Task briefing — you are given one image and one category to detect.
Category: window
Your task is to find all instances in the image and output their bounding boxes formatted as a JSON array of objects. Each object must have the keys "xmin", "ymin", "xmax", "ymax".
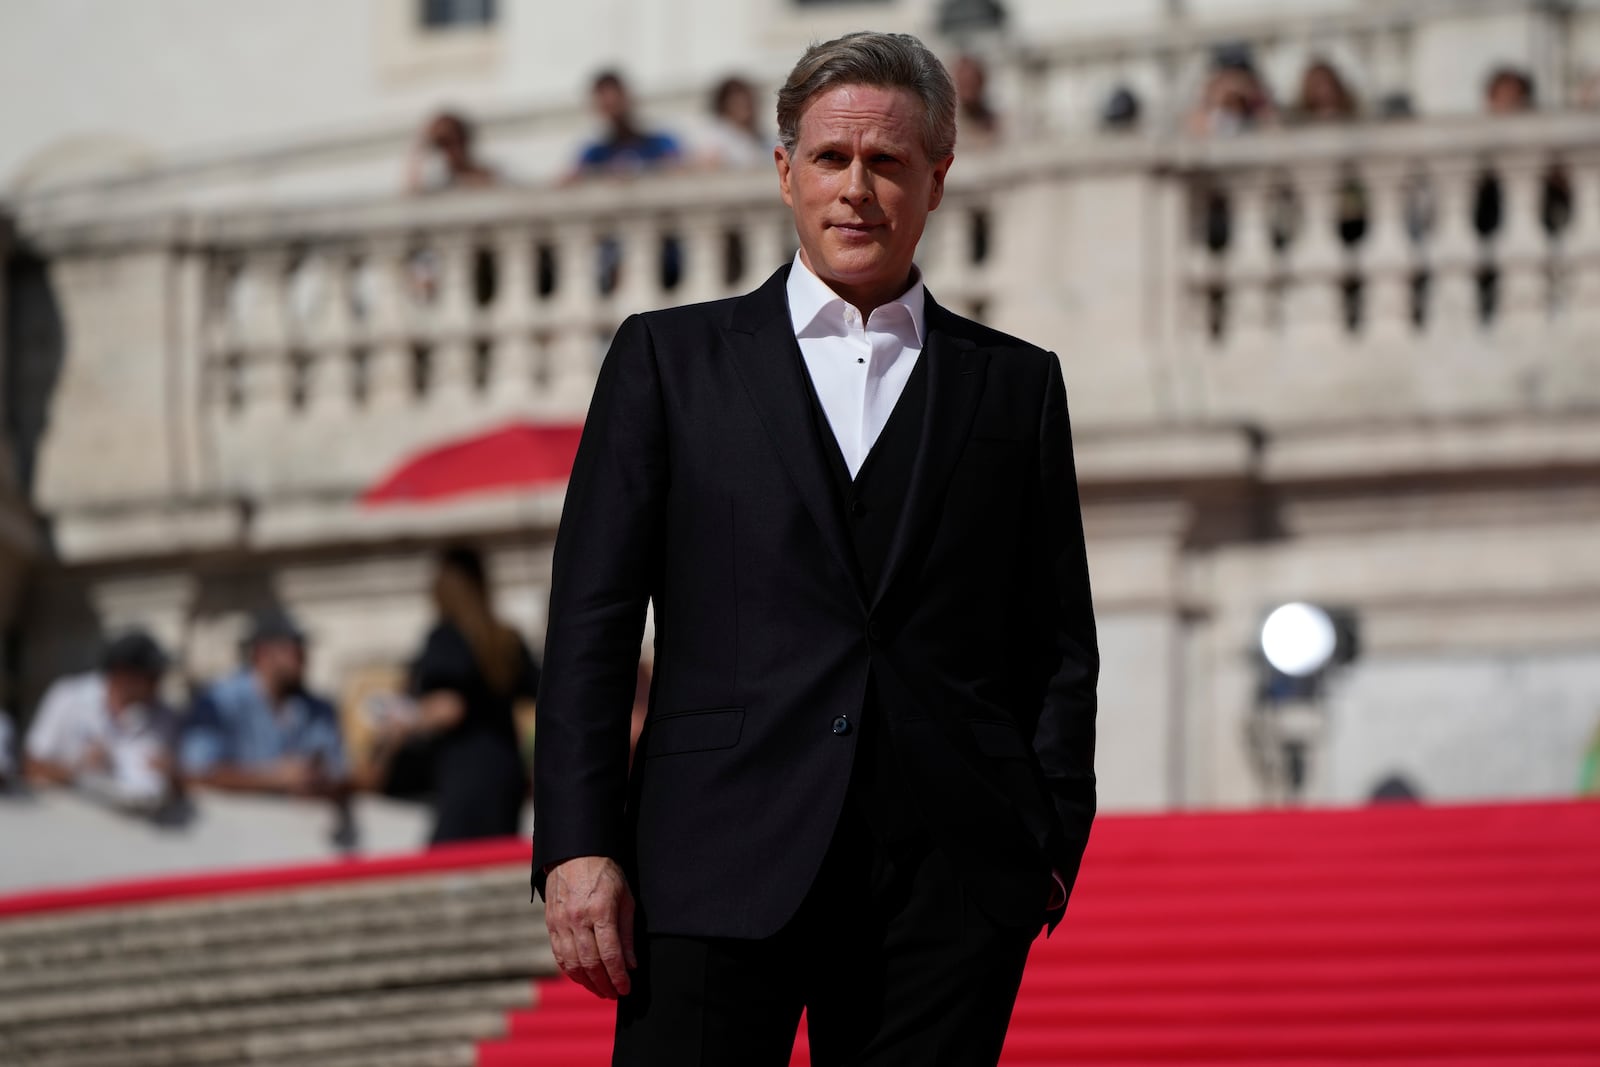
[{"xmin": 420, "ymin": 0, "xmax": 496, "ymax": 30}]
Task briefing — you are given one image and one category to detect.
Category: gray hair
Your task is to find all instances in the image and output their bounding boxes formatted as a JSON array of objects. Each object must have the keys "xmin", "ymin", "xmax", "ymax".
[{"xmin": 777, "ymin": 32, "xmax": 957, "ymax": 163}]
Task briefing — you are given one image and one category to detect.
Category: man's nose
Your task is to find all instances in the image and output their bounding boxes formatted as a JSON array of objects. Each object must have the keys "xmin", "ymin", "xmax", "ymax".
[{"xmin": 841, "ymin": 160, "xmax": 873, "ymax": 204}]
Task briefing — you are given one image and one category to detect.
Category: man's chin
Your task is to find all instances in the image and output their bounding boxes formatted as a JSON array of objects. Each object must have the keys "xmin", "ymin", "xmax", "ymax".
[{"xmin": 814, "ymin": 252, "xmax": 897, "ymax": 287}]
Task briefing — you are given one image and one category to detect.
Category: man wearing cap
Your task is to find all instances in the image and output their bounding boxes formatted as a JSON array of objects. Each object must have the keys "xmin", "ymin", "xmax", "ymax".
[
  {"xmin": 25, "ymin": 630, "xmax": 179, "ymax": 812},
  {"xmin": 182, "ymin": 611, "xmax": 348, "ymax": 801}
]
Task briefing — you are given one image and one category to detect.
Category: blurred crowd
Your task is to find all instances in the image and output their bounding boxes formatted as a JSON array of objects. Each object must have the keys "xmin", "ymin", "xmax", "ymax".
[
  {"xmin": 399, "ymin": 47, "xmax": 1600, "ymax": 198},
  {"xmin": 401, "ymin": 53, "xmax": 1010, "ymax": 194},
  {"xmin": 0, "ymin": 546, "xmax": 556, "ymax": 849}
]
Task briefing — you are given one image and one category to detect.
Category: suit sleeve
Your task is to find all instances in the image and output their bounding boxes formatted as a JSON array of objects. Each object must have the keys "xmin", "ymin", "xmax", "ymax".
[
  {"xmin": 532, "ymin": 314, "xmax": 668, "ymax": 899},
  {"xmin": 1030, "ymin": 353, "xmax": 1099, "ymax": 895}
]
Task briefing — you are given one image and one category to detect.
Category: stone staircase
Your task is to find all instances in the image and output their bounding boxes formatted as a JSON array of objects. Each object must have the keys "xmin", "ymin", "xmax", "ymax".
[{"xmin": 0, "ymin": 848, "xmax": 554, "ymax": 1067}]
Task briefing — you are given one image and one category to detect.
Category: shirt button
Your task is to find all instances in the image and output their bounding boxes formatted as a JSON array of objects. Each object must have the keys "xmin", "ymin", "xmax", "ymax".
[{"xmin": 832, "ymin": 715, "xmax": 852, "ymax": 736}]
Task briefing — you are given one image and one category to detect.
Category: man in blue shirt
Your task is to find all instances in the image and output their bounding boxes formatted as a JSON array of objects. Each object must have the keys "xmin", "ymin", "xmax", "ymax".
[
  {"xmin": 183, "ymin": 611, "xmax": 349, "ymax": 803},
  {"xmin": 573, "ymin": 70, "xmax": 682, "ymax": 178},
  {"xmin": 570, "ymin": 69, "xmax": 685, "ymax": 294}
]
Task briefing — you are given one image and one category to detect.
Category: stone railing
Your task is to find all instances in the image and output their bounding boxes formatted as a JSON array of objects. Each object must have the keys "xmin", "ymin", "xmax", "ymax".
[
  {"xmin": 1167, "ymin": 112, "xmax": 1600, "ymax": 423},
  {"xmin": 187, "ymin": 170, "xmax": 999, "ymax": 499},
  {"xmin": 13, "ymin": 111, "xmax": 1599, "ymax": 521}
]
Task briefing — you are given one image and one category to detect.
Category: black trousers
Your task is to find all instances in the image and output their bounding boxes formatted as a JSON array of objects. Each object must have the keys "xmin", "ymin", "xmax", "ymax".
[{"xmin": 612, "ymin": 802, "xmax": 1040, "ymax": 1066}]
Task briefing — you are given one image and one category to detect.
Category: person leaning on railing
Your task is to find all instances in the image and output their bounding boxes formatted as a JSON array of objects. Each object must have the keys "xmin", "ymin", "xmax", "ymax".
[
  {"xmin": 181, "ymin": 610, "xmax": 358, "ymax": 848},
  {"xmin": 23, "ymin": 631, "xmax": 183, "ymax": 819}
]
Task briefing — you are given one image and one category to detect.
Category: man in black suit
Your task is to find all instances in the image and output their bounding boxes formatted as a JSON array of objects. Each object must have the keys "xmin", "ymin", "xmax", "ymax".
[{"xmin": 534, "ymin": 30, "xmax": 1098, "ymax": 1066}]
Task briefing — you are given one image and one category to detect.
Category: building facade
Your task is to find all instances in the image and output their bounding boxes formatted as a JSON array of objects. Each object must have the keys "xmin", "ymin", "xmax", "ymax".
[{"xmin": 5, "ymin": 0, "xmax": 1600, "ymax": 811}]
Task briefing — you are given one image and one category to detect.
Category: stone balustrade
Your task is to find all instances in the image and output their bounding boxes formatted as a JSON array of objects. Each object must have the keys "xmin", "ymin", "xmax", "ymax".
[
  {"xmin": 10, "ymin": 111, "xmax": 1597, "ymax": 521},
  {"xmin": 183, "ymin": 169, "xmax": 999, "ymax": 500},
  {"xmin": 1169, "ymin": 112, "xmax": 1600, "ymax": 423}
]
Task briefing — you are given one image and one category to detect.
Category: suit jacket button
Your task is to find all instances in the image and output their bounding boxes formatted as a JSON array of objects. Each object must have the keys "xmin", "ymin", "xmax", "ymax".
[
  {"xmin": 867, "ymin": 621, "xmax": 882, "ymax": 641},
  {"xmin": 849, "ymin": 498, "xmax": 865, "ymax": 517},
  {"xmin": 832, "ymin": 715, "xmax": 852, "ymax": 736}
]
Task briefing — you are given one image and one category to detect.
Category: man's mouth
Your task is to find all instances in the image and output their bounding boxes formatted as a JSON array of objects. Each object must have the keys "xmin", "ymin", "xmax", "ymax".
[{"xmin": 830, "ymin": 221, "xmax": 881, "ymax": 234}]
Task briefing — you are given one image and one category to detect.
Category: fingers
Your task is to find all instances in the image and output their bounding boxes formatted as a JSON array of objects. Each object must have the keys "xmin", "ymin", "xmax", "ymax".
[
  {"xmin": 548, "ymin": 917, "xmax": 604, "ymax": 997},
  {"xmin": 577, "ymin": 923, "xmax": 625, "ymax": 999},
  {"xmin": 591, "ymin": 914, "xmax": 631, "ymax": 998},
  {"xmin": 545, "ymin": 860, "xmax": 636, "ymax": 1000}
]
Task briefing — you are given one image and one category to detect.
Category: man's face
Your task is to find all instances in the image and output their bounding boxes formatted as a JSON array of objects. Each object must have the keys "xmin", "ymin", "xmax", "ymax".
[
  {"xmin": 254, "ymin": 639, "xmax": 307, "ymax": 693},
  {"xmin": 776, "ymin": 84, "xmax": 952, "ymax": 312},
  {"xmin": 1487, "ymin": 76, "xmax": 1530, "ymax": 114},
  {"xmin": 105, "ymin": 669, "xmax": 159, "ymax": 714},
  {"xmin": 595, "ymin": 82, "xmax": 630, "ymax": 126}
]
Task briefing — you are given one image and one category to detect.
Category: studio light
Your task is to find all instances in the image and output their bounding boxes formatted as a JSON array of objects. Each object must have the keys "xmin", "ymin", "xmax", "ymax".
[{"xmin": 1260, "ymin": 602, "xmax": 1339, "ymax": 678}]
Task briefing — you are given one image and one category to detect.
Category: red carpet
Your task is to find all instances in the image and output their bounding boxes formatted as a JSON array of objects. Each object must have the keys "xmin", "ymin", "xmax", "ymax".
[{"xmin": 478, "ymin": 800, "xmax": 1600, "ymax": 1066}]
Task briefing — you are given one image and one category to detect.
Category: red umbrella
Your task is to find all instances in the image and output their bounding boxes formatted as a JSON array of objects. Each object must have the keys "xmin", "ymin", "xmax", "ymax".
[{"xmin": 361, "ymin": 421, "xmax": 584, "ymax": 506}]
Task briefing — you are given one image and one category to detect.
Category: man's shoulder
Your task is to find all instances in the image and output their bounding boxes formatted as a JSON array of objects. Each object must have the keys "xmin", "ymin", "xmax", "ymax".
[
  {"xmin": 635, "ymin": 292, "xmax": 744, "ymax": 333},
  {"xmin": 934, "ymin": 306, "xmax": 1052, "ymax": 361},
  {"xmin": 35, "ymin": 672, "xmax": 103, "ymax": 719},
  {"xmin": 202, "ymin": 671, "xmax": 264, "ymax": 716}
]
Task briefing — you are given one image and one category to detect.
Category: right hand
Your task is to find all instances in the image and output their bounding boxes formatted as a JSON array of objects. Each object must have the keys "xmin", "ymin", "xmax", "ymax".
[{"xmin": 544, "ymin": 856, "xmax": 638, "ymax": 1000}]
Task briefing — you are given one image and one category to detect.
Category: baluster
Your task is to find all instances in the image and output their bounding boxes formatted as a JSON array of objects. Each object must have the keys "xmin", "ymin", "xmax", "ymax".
[
  {"xmin": 362, "ymin": 236, "xmax": 416, "ymax": 411},
  {"xmin": 931, "ymin": 206, "xmax": 972, "ymax": 298},
  {"xmin": 1421, "ymin": 161, "xmax": 1480, "ymax": 344},
  {"xmin": 677, "ymin": 214, "xmax": 723, "ymax": 306},
  {"xmin": 239, "ymin": 251, "xmax": 291, "ymax": 420},
  {"xmin": 1222, "ymin": 177, "xmax": 1277, "ymax": 356},
  {"xmin": 491, "ymin": 227, "xmax": 537, "ymax": 410},
  {"xmin": 291, "ymin": 248, "xmax": 348, "ymax": 420},
  {"xmin": 1282, "ymin": 164, "xmax": 1347, "ymax": 351},
  {"xmin": 743, "ymin": 211, "xmax": 789, "ymax": 280},
  {"xmin": 614, "ymin": 216, "xmax": 660, "ymax": 312},
  {"xmin": 429, "ymin": 233, "xmax": 477, "ymax": 406},
  {"xmin": 1555, "ymin": 155, "xmax": 1600, "ymax": 393},
  {"xmin": 1361, "ymin": 161, "xmax": 1417, "ymax": 348},
  {"xmin": 1561, "ymin": 156, "xmax": 1600, "ymax": 330},
  {"xmin": 552, "ymin": 219, "xmax": 602, "ymax": 405},
  {"xmin": 1494, "ymin": 161, "xmax": 1551, "ymax": 337},
  {"xmin": 238, "ymin": 249, "xmax": 289, "ymax": 353}
]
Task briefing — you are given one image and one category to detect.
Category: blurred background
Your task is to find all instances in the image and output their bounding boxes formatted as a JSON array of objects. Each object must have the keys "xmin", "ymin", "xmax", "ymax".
[{"xmin": 2, "ymin": 0, "xmax": 1600, "ymax": 892}]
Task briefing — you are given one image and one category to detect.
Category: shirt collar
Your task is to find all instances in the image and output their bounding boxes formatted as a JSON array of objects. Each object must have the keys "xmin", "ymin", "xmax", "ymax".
[{"xmin": 785, "ymin": 254, "xmax": 926, "ymax": 347}]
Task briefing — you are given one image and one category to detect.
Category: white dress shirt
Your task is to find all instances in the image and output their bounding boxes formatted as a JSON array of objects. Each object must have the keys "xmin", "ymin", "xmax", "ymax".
[{"xmin": 786, "ymin": 254, "xmax": 926, "ymax": 478}]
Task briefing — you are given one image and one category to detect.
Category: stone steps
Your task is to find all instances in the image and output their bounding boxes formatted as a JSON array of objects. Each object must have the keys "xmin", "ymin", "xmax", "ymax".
[{"xmin": 0, "ymin": 857, "xmax": 555, "ymax": 1067}]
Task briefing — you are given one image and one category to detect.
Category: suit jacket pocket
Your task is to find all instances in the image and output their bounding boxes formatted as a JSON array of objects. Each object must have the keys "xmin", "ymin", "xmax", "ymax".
[
  {"xmin": 969, "ymin": 718, "xmax": 1033, "ymax": 761},
  {"xmin": 644, "ymin": 707, "xmax": 744, "ymax": 758}
]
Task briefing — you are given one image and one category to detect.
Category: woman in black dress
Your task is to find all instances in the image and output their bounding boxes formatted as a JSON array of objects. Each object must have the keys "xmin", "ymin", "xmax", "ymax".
[{"xmin": 404, "ymin": 545, "xmax": 538, "ymax": 843}]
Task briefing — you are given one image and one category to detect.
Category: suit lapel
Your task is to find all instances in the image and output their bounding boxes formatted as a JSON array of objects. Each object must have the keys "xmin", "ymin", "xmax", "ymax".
[
  {"xmin": 873, "ymin": 295, "xmax": 990, "ymax": 609},
  {"xmin": 725, "ymin": 267, "xmax": 865, "ymax": 603}
]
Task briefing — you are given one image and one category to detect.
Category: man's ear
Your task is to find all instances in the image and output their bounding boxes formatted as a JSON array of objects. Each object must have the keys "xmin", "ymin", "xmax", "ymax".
[
  {"xmin": 775, "ymin": 145, "xmax": 794, "ymax": 208},
  {"xmin": 928, "ymin": 154, "xmax": 954, "ymax": 211}
]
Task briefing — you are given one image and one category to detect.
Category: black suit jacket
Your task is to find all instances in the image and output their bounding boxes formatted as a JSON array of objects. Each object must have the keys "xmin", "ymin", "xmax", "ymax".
[{"xmin": 533, "ymin": 265, "xmax": 1098, "ymax": 939}]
